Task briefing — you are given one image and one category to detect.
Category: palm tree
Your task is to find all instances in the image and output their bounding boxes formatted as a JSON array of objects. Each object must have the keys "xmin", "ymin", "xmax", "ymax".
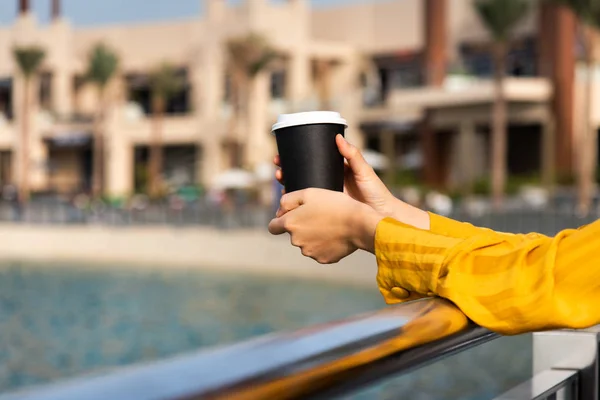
[
  {"xmin": 551, "ymin": 0, "xmax": 600, "ymax": 214},
  {"xmin": 315, "ymin": 59, "xmax": 332, "ymax": 110},
  {"xmin": 226, "ymin": 33, "xmax": 278, "ymax": 168},
  {"xmin": 474, "ymin": 0, "xmax": 529, "ymax": 208},
  {"xmin": 148, "ymin": 62, "xmax": 183, "ymax": 198},
  {"xmin": 85, "ymin": 43, "xmax": 118, "ymax": 199},
  {"xmin": 13, "ymin": 45, "xmax": 45, "ymax": 204}
]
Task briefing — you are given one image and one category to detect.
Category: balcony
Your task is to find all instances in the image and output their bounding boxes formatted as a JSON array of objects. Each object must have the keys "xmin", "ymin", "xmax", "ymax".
[
  {"xmin": 115, "ymin": 104, "xmax": 200, "ymax": 144},
  {"xmin": 0, "ymin": 298, "xmax": 596, "ymax": 400},
  {"xmin": 43, "ymin": 112, "xmax": 95, "ymax": 137},
  {"xmin": 387, "ymin": 76, "xmax": 553, "ymax": 109},
  {"xmin": 359, "ymin": 76, "xmax": 553, "ymax": 128}
]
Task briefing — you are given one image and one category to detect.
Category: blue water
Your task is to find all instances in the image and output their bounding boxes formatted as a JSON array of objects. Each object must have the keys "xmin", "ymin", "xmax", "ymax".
[
  {"xmin": 0, "ymin": 262, "xmax": 384, "ymax": 393},
  {"xmin": 0, "ymin": 263, "xmax": 531, "ymax": 399}
]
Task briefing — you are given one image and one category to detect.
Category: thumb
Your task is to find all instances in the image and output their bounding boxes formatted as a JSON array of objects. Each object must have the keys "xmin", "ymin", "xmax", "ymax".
[
  {"xmin": 336, "ymin": 135, "xmax": 373, "ymax": 176},
  {"xmin": 268, "ymin": 216, "xmax": 287, "ymax": 235},
  {"xmin": 276, "ymin": 190, "xmax": 306, "ymax": 217}
]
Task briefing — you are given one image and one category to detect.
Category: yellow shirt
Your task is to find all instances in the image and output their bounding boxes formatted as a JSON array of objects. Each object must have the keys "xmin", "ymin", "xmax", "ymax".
[{"xmin": 374, "ymin": 213, "xmax": 600, "ymax": 335}]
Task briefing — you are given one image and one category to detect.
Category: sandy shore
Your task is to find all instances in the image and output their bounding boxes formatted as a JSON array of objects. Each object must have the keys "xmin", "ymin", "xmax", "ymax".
[{"xmin": 0, "ymin": 224, "xmax": 378, "ymax": 287}]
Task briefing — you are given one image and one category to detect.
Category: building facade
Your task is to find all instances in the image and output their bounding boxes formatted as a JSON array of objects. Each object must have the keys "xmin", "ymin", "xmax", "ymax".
[{"xmin": 0, "ymin": 0, "xmax": 596, "ymax": 197}]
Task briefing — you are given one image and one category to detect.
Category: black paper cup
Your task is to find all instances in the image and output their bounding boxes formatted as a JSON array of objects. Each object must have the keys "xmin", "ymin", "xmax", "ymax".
[{"xmin": 272, "ymin": 111, "xmax": 347, "ymax": 193}]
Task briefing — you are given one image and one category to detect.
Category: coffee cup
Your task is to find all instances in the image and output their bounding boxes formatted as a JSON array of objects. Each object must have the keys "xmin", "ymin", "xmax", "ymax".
[{"xmin": 272, "ymin": 111, "xmax": 347, "ymax": 193}]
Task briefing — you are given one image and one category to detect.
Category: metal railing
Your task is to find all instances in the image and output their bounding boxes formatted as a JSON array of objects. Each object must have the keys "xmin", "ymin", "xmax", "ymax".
[
  {"xmin": 0, "ymin": 200, "xmax": 275, "ymax": 230},
  {"xmin": 0, "ymin": 198, "xmax": 599, "ymax": 236},
  {"xmin": 0, "ymin": 298, "xmax": 597, "ymax": 400}
]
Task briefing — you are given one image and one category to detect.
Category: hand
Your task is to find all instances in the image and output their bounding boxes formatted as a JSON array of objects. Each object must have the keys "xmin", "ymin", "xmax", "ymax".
[
  {"xmin": 274, "ymin": 135, "xmax": 430, "ymax": 230},
  {"xmin": 275, "ymin": 135, "xmax": 394, "ymax": 214},
  {"xmin": 269, "ymin": 189, "xmax": 383, "ymax": 264}
]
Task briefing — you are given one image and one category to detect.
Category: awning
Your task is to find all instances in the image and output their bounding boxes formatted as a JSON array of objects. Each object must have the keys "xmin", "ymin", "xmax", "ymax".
[
  {"xmin": 359, "ymin": 120, "xmax": 418, "ymax": 135},
  {"xmin": 45, "ymin": 133, "xmax": 92, "ymax": 148},
  {"xmin": 0, "ymin": 78, "xmax": 12, "ymax": 88}
]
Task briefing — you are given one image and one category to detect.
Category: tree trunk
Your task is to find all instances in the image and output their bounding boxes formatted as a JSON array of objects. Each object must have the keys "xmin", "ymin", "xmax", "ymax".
[
  {"xmin": 92, "ymin": 88, "xmax": 105, "ymax": 199},
  {"xmin": 577, "ymin": 28, "xmax": 596, "ymax": 216},
  {"xmin": 380, "ymin": 130, "xmax": 396, "ymax": 187},
  {"xmin": 51, "ymin": 0, "xmax": 61, "ymax": 20},
  {"xmin": 491, "ymin": 42, "xmax": 507, "ymax": 209},
  {"xmin": 18, "ymin": 77, "xmax": 30, "ymax": 205},
  {"xmin": 459, "ymin": 120, "xmax": 476, "ymax": 196},
  {"xmin": 541, "ymin": 114, "xmax": 556, "ymax": 192},
  {"xmin": 149, "ymin": 96, "xmax": 164, "ymax": 198},
  {"xmin": 227, "ymin": 71, "xmax": 245, "ymax": 168},
  {"xmin": 316, "ymin": 60, "xmax": 331, "ymax": 110},
  {"xmin": 19, "ymin": 0, "xmax": 30, "ymax": 14}
]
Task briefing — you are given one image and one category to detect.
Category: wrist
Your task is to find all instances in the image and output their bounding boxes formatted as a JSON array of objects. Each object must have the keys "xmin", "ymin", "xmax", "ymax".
[
  {"xmin": 377, "ymin": 192, "xmax": 399, "ymax": 218},
  {"xmin": 350, "ymin": 204, "xmax": 383, "ymax": 253},
  {"xmin": 386, "ymin": 197, "xmax": 430, "ymax": 230}
]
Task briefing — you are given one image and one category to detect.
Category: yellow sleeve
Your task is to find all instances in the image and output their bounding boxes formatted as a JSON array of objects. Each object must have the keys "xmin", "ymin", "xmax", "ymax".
[
  {"xmin": 429, "ymin": 212, "xmax": 521, "ymax": 239},
  {"xmin": 375, "ymin": 216, "xmax": 600, "ymax": 335}
]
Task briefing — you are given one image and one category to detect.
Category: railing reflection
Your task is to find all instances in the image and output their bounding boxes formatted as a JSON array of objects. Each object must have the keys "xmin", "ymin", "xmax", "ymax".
[
  {"xmin": 0, "ymin": 298, "xmax": 597, "ymax": 399},
  {"xmin": 0, "ymin": 299, "xmax": 491, "ymax": 400}
]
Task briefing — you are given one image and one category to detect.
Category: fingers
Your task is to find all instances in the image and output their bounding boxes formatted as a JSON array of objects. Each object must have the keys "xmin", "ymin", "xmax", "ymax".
[
  {"xmin": 269, "ymin": 190, "xmax": 308, "ymax": 235},
  {"xmin": 275, "ymin": 190, "xmax": 305, "ymax": 217},
  {"xmin": 336, "ymin": 134, "xmax": 372, "ymax": 175},
  {"xmin": 274, "ymin": 155, "xmax": 285, "ymax": 186},
  {"xmin": 268, "ymin": 216, "xmax": 286, "ymax": 235}
]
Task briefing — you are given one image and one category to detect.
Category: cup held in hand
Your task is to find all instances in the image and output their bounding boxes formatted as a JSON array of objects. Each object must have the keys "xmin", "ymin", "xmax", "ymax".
[{"xmin": 272, "ymin": 111, "xmax": 347, "ymax": 193}]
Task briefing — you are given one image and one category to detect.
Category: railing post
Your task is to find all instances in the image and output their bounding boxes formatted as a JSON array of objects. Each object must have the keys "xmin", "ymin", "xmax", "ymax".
[{"xmin": 533, "ymin": 326, "xmax": 600, "ymax": 399}]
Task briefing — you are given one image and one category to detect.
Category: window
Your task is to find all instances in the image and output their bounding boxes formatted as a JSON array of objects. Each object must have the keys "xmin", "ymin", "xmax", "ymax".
[
  {"xmin": 166, "ymin": 68, "xmax": 191, "ymax": 114},
  {"xmin": 126, "ymin": 68, "xmax": 192, "ymax": 115},
  {"xmin": 270, "ymin": 70, "xmax": 286, "ymax": 99},
  {"xmin": 460, "ymin": 44, "xmax": 493, "ymax": 77},
  {"xmin": 126, "ymin": 73, "xmax": 152, "ymax": 114},
  {"xmin": 372, "ymin": 53, "xmax": 425, "ymax": 102},
  {"xmin": 0, "ymin": 78, "xmax": 13, "ymax": 120},
  {"xmin": 507, "ymin": 38, "xmax": 537, "ymax": 77},
  {"xmin": 460, "ymin": 37, "xmax": 538, "ymax": 78}
]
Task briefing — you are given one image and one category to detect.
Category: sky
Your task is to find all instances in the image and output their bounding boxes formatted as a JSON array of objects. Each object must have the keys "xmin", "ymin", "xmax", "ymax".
[{"xmin": 0, "ymin": 0, "xmax": 377, "ymax": 27}]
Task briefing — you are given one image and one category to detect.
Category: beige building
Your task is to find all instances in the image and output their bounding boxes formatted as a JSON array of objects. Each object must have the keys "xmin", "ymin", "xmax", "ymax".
[{"xmin": 0, "ymin": 0, "xmax": 596, "ymax": 197}]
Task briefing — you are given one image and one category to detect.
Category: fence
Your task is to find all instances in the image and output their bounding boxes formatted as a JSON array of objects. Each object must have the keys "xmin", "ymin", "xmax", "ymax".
[
  {"xmin": 0, "ymin": 199, "xmax": 274, "ymax": 229},
  {"xmin": 1, "ymin": 196, "xmax": 599, "ymax": 235},
  {"xmin": 0, "ymin": 299, "xmax": 597, "ymax": 400}
]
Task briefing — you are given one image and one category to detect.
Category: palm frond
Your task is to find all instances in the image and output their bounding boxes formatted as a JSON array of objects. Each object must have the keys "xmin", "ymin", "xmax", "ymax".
[
  {"xmin": 474, "ymin": 0, "xmax": 530, "ymax": 42},
  {"xmin": 227, "ymin": 33, "xmax": 279, "ymax": 78},
  {"xmin": 86, "ymin": 43, "xmax": 119, "ymax": 89},
  {"xmin": 149, "ymin": 62, "xmax": 183, "ymax": 102},
  {"xmin": 12, "ymin": 46, "xmax": 45, "ymax": 78}
]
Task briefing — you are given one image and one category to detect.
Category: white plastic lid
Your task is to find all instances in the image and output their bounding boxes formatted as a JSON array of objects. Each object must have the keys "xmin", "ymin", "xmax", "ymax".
[{"xmin": 271, "ymin": 111, "xmax": 347, "ymax": 132}]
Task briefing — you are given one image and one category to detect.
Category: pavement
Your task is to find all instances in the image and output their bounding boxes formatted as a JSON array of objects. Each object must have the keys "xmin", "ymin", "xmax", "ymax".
[{"xmin": 0, "ymin": 223, "xmax": 378, "ymax": 288}]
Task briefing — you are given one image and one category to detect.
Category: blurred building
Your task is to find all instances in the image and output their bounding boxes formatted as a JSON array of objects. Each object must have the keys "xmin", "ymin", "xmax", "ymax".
[{"xmin": 0, "ymin": 0, "xmax": 593, "ymax": 196}]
